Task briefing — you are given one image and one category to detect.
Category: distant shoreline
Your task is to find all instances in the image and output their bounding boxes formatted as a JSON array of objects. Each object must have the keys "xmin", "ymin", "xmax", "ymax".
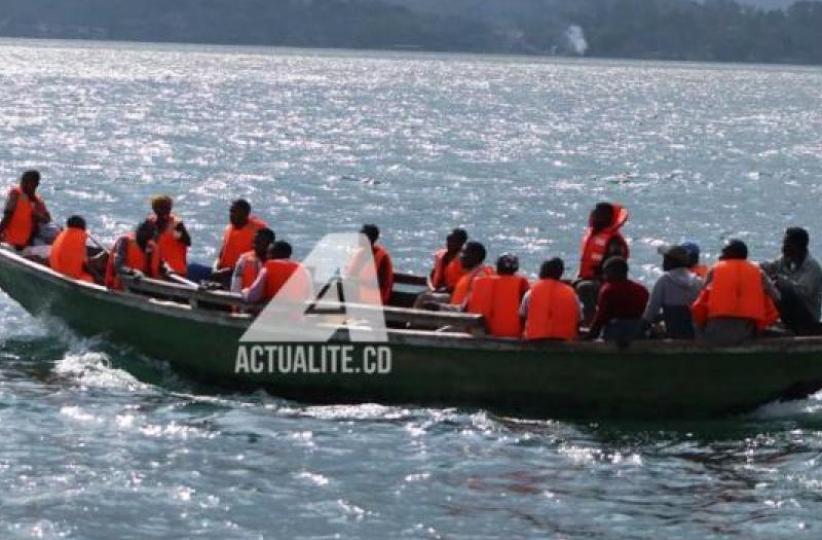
[{"xmin": 1, "ymin": 35, "xmax": 820, "ymax": 72}]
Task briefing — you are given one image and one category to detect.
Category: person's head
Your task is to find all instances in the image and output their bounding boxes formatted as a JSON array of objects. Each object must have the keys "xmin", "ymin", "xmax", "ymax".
[
  {"xmin": 720, "ymin": 239, "xmax": 748, "ymax": 261},
  {"xmin": 254, "ymin": 228, "xmax": 275, "ymax": 258},
  {"xmin": 496, "ymin": 253, "xmax": 519, "ymax": 276},
  {"xmin": 151, "ymin": 195, "xmax": 173, "ymax": 219},
  {"xmin": 459, "ymin": 241, "xmax": 486, "ymax": 270},
  {"xmin": 591, "ymin": 202, "xmax": 615, "ymax": 231},
  {"xmin": 602, "ymin": 256, "xmax": 629, "ymax": 282},
  {"xmin": 269, "ymin": 240, "xmax": 293, "ymax": 260},
  {"xmin": 446, "ymin": 228, "xmax": 468, "ymax": 253},
  {"xmin": 539, "ymin": 258, "xmax": 564, "ymax": 280},
  {"xmin": 229, "ymin": 199, "xmax": 252, "ymax": 228},
  {"xmin": 783, "ymin": 227, "xmax": 810, "ymax": 263},
  {"xmin": 360, "ymin": 224, "xmax": 380, "ymax": 245},
  {"xmin": 681, "ymin": 241, "xmax": 701, "ymax": 267},
  {"xmin": 659, "ymin": 245, "xmax": 690, "ymax": 272},
  {"xmin": 20, "ymin": 170, "xmax": 40, "ymax": 197},
  {"xmin": 135, "ymin": 219, "xmax": 157, "ymax": 249},
  {"xmin": 66, "ymin": 215, "xmax": 86, "ymax": 231}
]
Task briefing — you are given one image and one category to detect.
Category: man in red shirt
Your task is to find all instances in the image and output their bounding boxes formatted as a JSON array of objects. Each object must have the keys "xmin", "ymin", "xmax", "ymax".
[{"xmin": 587, "ymin": 257, "xmax": 649, "ymax": 343}]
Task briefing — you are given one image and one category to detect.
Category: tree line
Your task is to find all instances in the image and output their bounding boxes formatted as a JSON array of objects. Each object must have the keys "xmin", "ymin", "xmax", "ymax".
[{"xmin": 0, "ymin": 0, "xmax": 819, "ymax": 64}]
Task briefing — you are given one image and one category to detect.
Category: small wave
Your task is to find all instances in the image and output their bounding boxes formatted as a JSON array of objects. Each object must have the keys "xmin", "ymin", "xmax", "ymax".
[
  {"xmin": 52, "ymin": 351, "xmax": 149, "ymax": 391},
  {"xmin": 749, "ymin": 392, "xmax": 822, "ymax": 419}
]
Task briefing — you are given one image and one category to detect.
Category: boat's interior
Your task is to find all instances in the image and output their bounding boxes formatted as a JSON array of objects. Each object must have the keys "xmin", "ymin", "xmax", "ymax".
[{"xmin": 17, "ymin": 244, "xmax": 488, "ymax": 336}]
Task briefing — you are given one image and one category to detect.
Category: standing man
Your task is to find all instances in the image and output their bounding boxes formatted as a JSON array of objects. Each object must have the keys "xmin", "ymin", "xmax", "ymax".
[
  {"xmin": 761, "ymin": 228, "xmax": 822, "ymax": 335},
  {"xmin": 575, "ymin": 202, "xmax": 630, "ymax": 323},
  {"xmin": 0, "ymin": 170, "xmax": 52, "ymax": 249},
  {"xmin": 149, "ymin": 195, "xmax": 191, "ymax": 276}
]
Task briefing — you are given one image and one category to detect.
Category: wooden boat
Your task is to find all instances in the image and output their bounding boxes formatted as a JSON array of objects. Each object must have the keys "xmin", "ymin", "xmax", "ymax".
[{"xmin": 1, "ymin": 244, "xmax": 821, "ymax": 420}]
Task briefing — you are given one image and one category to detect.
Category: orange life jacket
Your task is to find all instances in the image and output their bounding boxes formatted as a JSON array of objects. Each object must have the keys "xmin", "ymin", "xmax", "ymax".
[
  {"xmin": 578, "ymin": 204, "xmax": 630, "ymax": 280},
  {"xmin": 2, "ymin": 186, "xmax": 38, "ymax": 248},
  {"xmin": 49, "ymin": 227, "xmax": 93, "ymax": 283},
  {"xmin": 467, "ymin": 274, "xmax": 530, "ymax": 338},
  {"xmin": 263, "ymin": 260, "xmax": 310, "ymax": 302},
  {"xmin": 691, "ymin": 264, "xmax": 709, "ymax": 279},
  {"xmin": 237, "ymin": 250, "xmax": 264, "ymax": 290},
  {"xmin": 218, "ymin": 216, "xmax": 267, "ymax": 270},
  {"xmin": 151, "ymin": 214, "xmax": 188, "ymax": 275},
  {"xmin": 524, "ymin": 279, "xmax": 580, "ymax": 341},
  {"xmin": 451, "ymin": 265, "xmax": 494, "ymax": 305},
  {"xmin": 104, "ymin": 235, "xmax": 161, "ymax": 290},
  {"xmin": 691, "ymin": 259, "xmax": 778, "ymax": 330},
  {"xmin": 349, "ymin": 244, "xmax": 394, "ymax": 305},
  {"xmin": 431, "ymin": 248, "xmax": 467, "ymax": 291}
]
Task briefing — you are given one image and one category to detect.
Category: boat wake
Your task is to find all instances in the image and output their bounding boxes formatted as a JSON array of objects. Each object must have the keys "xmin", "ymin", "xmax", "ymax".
[{"xmin": 749, "ymin": 392, "xmax": 822, "ymax": 420}]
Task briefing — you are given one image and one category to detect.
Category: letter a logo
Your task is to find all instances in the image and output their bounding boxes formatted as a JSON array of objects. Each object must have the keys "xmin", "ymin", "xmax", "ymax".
[{"xmin": 240, "ymin": 233, "xmax": 389, "ymax": 343}]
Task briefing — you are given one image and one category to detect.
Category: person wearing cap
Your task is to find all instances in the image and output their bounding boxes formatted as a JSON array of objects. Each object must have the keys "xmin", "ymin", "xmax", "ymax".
[
  {"xmin": 575, "ymin": 202, "xmax": 630, "ymax": 324},
  {"xmin": 682, "ymin": 241, "xmax": 708, "ymax": 279},
  {"xmin": 641, "ymin": 245, "xmax": 702, "ymax": 339},
  {"xmin": 586, "ymin": 257, "xmax": 649, "ymax": 342},
  {"xmin": 691, "ymin": 239, "xmax": 780, "ymax": 345},
  {"xmin": 521, "ymin": 258, "xmax": 582, "ymax": 341},
  {"xmin": 760, "ymin": 227, "xmax": 822, "ymax": 335},
  {"xmin": 465, "ymin": 253, "xmax": 530, "ymax": 338}
]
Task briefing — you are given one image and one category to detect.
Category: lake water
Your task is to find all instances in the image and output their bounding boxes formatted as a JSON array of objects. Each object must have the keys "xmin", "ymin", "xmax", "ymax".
[{"xmin": 1, "ymin": 39, "xmax": 822, "ymax": 539}]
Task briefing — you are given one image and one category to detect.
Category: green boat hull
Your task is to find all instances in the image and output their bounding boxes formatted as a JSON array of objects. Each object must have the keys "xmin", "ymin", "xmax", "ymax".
[{"xmin": 2, "ymin": 247, "xmax": 822, "ymax": 420}]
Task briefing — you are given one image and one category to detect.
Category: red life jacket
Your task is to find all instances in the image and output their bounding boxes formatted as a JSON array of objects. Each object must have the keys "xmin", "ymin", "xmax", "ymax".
[
  {"xmin": 104, "ymin": 235, "xmax": 161, "ymax": 290},
  {"xmin": 348, "ymin": 244, "xmax": 394, "ymax": 305},
  {"xmin": 431, "ymin": 248, "xmax": 467, "ymax": 291},
  {"xmin": 263, "ymin": 260, "xmax": 310, "ymax": 302},
  {"xmin": 524, "ymin": 279, "xmax": 580, "ymax": 341},
  {"xmin": 2, "ymin": 186, "xmax": 39, "ymax": 248},
  {"xmin": 218, "ymin": 216, "xmax": 267, "ymax": 270},
  {"xmin": 451, "ymin": 265, "xmax": 494, "ymax": 305},
  {"xmin": 236, "ymin": 250, "xmax": 264, "ymax": 290},
  {"xmin": 50, "ymin": 227, "xmax": 93, "ymax": 283},
  {"xmin": 691, "ymin": 259, "xmax": 778, "ymax": 330},
  {"xmin": 151, "ymin": 214, "xmax": 188, "ymax": 275},
  {"xmin": 578, "ymin": 204, "xmax": 629, "ymax": 280},
  {"xmin": 467, "ymin": 274, "xmax": 530, "ymax": 338}
]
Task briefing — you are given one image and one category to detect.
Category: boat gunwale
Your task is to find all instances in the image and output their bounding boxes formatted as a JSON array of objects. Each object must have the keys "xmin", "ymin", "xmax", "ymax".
[{"xmin": 4, "ymin": 245, "xmax": 822, "ymax": 356}]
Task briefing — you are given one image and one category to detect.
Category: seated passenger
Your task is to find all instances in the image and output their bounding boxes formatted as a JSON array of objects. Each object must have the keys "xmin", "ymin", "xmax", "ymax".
[
  {"xmin": 575, "ymin": 202, "xmax": 630, "ymax": 324},
  {"xmin": 213, "ymin": 199, "xmax": 268, "ymax": 287},
  {"xmin": 230, "ymin": 228, "xmax": 275, "ymax": 293},
  {"xmin": 413, "ymin": 228, "xmax": 469, "ymax": 309},
  {"xmin": 641, "ymin": 245, "xmax": 702, "ymax": 339},
  {"xmin": 243, "ymin": 241, "xmax": 310, "ymax": 304},
  {"xmin": 149, "ymin": 195, "xmax": 191, "ymax": 276},
  {"xmin": 0, "ymin": 170, "xmax": 54, "ymax": 249},
  {"xmin": 587, "ymin": 257, "xmax": 649, "ymax": 343},
  {"xmin": 49, "ymin": 215, "xmax": 95, "ymax": 283},
  {"xmin": 104, "ymin": 220, "xmax": 163, "ymax": 290},
  {"xmin": 691, "ymin": 239, "xmax": 780, "ymax": 346},
  {"xmin": 466, "ymin": 253, "xmax": 530, "ymax": 338},
  {"xmin": 682, "ymin": 241, "xmax": 708, "ymax": 279},
  {"xmin": 761, "ymin": 227, "xmax": 822, "ymax": 336},
  {"xmin": 450, "ymin": 241, "xmax": 494, "ymax": 307},
  {"xmin": 429, "ymin": 228, "xmax": 468, "ymax": 293},
  {"xmin": 521, "ymin": 258, "xmax": 580, "ymax": 341}
]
